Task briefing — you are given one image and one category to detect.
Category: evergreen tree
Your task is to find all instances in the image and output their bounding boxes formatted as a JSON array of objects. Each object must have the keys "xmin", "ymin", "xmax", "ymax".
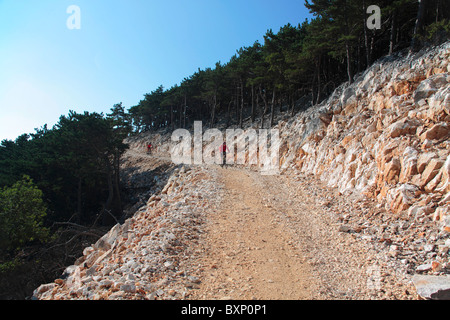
[
  {"xmin": 305, "ymin": 0, "xmax": 363, "ymax": 84},
  {"xmin": 0, "ymin": 176, "xmax": 49, "ymax": 252},
  {"xmin": 124, "ymin": 0, "xmax": 446, "ymax": 131}
]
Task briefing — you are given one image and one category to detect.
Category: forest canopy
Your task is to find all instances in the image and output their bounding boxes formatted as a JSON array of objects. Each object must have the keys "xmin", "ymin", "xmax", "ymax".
[
  {"xmin": 0, "ymin": 107, "xmax": 130, "ymax": 237},
  {"xmin": 127, "ymin": 0, "xmax": 449, "ymax": 133}
]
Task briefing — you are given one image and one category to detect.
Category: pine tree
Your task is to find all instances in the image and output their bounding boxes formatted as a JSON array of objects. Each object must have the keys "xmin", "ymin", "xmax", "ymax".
[
  {"xmin": 0, "ymin": 176, "xmax": 49, "ymax": 252},
  {"xmin": 305, "ymin": 0, "xmax": 363, "ymax": 84}
]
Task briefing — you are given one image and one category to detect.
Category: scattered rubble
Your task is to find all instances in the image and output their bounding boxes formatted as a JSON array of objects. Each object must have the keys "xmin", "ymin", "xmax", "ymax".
[{"xmin": 33, "ymin": 163, "xmax": 221, "ymax": 300}]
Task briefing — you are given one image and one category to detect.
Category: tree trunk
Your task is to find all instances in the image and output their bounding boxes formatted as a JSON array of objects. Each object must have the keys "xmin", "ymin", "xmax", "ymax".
[
  {"xmin": 357, "ymin": 37, "xmax": 361, "ymax": 73},
  {"xmin": 180, "ymin": 94, "xmax": 186, "ymax": 128},
  {"xmin": 179, "ymin": 103, "xmax": 183, "ymax": 128},
  {"xmin": 251, "ymin": 84, "xmax": 255, "ymax": 123},
  {"xmin": 411, "ymin": 0, "xmax": 428, "ymax": 52},
  {"xmin": 290, "ymin": 94, "xmax": 295, "ymax": 117},
  {"xmin": 311, "ymin": 66, "xmax": 317, "ymax": 106},
  {"xmin": 346, "ymin": 42, "xmax": 353, "ymax": 84},
  {"xmin": 210, "ymin": 92, "xmax": 216, "ymax": 127},
  {"xmin": 389, "ymin": 10, "xmax": 398, "ymax": 55},
  {"xmin": 436, "ymin": 0, "xmax": 441, "ymax": 23},
  {"xmin": 170, "ymin": 105, "xmax": 174, "ymax": 130},
  {"xmin": 315, "ymin": 56, "xmax": 322, "ymax": 105},
  {"xmin": 259, "ymin": 85, "xmax": 268, "ymax": 129},
  {"xmin": 77, "ymin": 177, "xmax": 82, "ymax": 223},
  {"xmin": 183, "ymin": 103, "xmax": 187, "ymax": 129},
  {"xmin": 226, "ymin": 100, "xmax": 232, "ymax": 127},
  {"xmin": 239, "ymin": 79, "xmax": 244, "ymax": 128},
  {"xmin": 235, "ymin": 84, "xmax": 239, "ymax": 123},
  {"xmin": 113, "ymin": 150, "xmax": 122, "ymax": 218},
  {"xmin": 270, "ymin": 87, "xmax": 276, "ymax": 128},
  {"xmin": 279, "ymin": 95, "xmax": 282, "ymax": 113},
  {"xmin": 363, "ymin": 0, "xmax": 370, "ymax": 66},
  {"xmin": 103, "ymin": 158, "xmax": 114, "ymax": 226}
]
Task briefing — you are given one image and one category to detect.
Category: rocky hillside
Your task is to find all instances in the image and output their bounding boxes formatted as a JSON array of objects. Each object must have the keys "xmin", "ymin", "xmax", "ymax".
[
  {"xmin": 33, "ymin": 42, "xmax": 450, "ymax": 300},
  {"xmin": 33, "ymin": 161, "xmax": 221, "ymax": 300},
  {"xmin": 279, "ymin": 42, "xmax": 450, "ymax": 233}
]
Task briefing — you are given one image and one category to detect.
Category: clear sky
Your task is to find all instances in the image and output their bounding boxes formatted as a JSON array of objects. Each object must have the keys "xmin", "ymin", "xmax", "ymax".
[{"xmin": 0, "ymin": 0, "xmax": 312, "ymax": 141}]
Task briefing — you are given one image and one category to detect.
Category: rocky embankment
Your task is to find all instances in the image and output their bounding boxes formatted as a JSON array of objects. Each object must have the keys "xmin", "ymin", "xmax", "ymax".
[
  {"xmin": 33, "ymin": 161, "xmax": 221, "ymax": 300},
  {"xmin": 277, "ymin": 42, "xmax": 450, "ymax": 297}
]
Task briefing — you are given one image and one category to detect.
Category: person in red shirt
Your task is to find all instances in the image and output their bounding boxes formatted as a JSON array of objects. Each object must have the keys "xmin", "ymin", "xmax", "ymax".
[
  {"xmin": 219, "ymin": 142, "xmax": 230, "ymax": 167},
  {"xmin": 147, "ymin": 143, "xmax": 153, "ymax": 154}
]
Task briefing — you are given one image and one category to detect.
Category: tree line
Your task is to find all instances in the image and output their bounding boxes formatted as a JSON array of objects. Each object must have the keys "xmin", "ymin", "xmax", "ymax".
[
  {"xmin": 0, "ymin": 106, "xmax": 131, "ymax": 225},
  {"xmin": 0, "ymin": 105, "xmax": 131, "ymax": 291},
  {"xmin": 129, "ymin": 0, "xmax": 449, "ymax": 133}
]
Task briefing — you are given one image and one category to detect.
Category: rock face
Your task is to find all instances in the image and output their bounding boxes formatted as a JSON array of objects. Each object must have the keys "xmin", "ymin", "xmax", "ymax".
[
  {"xmin": 274, "ymin": 43, "xmax": 450, "ymax": 298},
  {"xmin": 278, "ymin": 42, "xmax": 450, "ymax": 233}
]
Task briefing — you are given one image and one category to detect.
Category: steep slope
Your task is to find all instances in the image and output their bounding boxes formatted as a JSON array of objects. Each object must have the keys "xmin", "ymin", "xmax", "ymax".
[
  {"xmin": 278, "ymin": 42, "xmax": 450, "ymax": 233},
  {"xmin": 33, "ymin": 157, "xmax": 221, "ymax": 300}
]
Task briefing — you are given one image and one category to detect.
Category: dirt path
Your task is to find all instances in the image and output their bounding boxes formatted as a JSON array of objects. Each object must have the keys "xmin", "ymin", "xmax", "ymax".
[
  {"xmin": 190, "ymin": 166, "xmax": 319, "ymax": 300},
  {"xmin": 32, "ymin": 146, "xmax": 417, "ymax": 300},
  {"xmin": 122, "ymin": 148, "xmax": 416, "ymax": 300}
]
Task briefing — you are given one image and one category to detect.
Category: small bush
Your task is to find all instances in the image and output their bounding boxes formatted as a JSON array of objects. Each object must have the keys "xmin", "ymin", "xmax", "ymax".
[
  {"xmin": 423, "ymin": 19, "xmax": 450, "ymax": 44},
  {"xmin": 0, "ymin": 176, "xmax": 49, "ymax": 253}
]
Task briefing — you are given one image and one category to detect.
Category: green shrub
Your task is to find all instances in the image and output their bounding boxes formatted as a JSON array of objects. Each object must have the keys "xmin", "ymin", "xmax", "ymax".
[
  {"xmin": 0, "ymin": 176, "xmax": 49, "ymax": 252},
  {"xmin": 423, "ymin": 19, "xmax": 450, "ymax": 44}
]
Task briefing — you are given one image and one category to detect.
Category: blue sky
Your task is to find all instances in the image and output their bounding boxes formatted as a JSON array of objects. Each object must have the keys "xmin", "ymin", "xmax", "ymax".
[{"xmin": 0, "ymin": 0, "xmax": 311, "ymax": 141}]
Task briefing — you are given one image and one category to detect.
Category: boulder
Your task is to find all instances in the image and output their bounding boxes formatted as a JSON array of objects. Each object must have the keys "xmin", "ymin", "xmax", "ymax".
[
  {"xmin": 425, "ymin": 170, "xmax": 443, "ymax": 193},
  {"xmin": 65, "ymin": 265, "xmax": 82, "ymax": 291},
  {"xmin": 368, "ymin": 93, "xmax": 386, "ymax": 112},
  {"xmin": 386, "ymin": 184, "xmax": 421, "ymax": 213},
  {"xmin": 443, "ymin": 215, "xmax": 450, "ymax": 232},
  {"xmin": 436, "ymin": 155, "xmax": 450, "ymax": 193},
  {"xmin": 412, "ymin": 275, "xmax": 450, "ymax": 300},
  {"xmin": 419, "ymin": 123, "xmax": 450, "ymax": 141},
  {"xmin": 33, "ymin": 283, "xmax": 56, "ymax": 297},
  {"xmin": 388, "ymin": 119, "xmax": 420, "ymax": 138},
  {"xmin": 400, "ymin": 147, "xmax": 419, "ymax": 183},
  {"xmin": 384, "ymin": 158, "xmax": 401, "ymax": 184},
  {"xmin": 341, "ymin": 87, "xmax": 356, "ymax": 107},
  {"xmin": 427, "ymin": 86, "xmax": 450, "ymax": 121},
  {"xmin": 94, "ymin": 223, "xmax": 122, "ymax": 251},
  {"xmin": 393, "ymin": 80, "xmax": 413, "ymax": 96},
  {"xmin": 433, "ymin": 206, "xmax": 450, "ymax": 222},
  {"xmin": 413, "ymin": 80, "xmax": 438, "ymax": 104},
  {"xmin": 414, "ymin": 73, "xmax": 449, "ymax": 104},
  {"xmin": 420, "ymin": 158, "xmax": 445, "ymax": 188},
  {"xmin": 417, "ymin": 152, "xmax": 438, "ymax": 173},
  {"xmin": 426, "ymin": 67, "xmax": 446, "ymax": 78}
]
